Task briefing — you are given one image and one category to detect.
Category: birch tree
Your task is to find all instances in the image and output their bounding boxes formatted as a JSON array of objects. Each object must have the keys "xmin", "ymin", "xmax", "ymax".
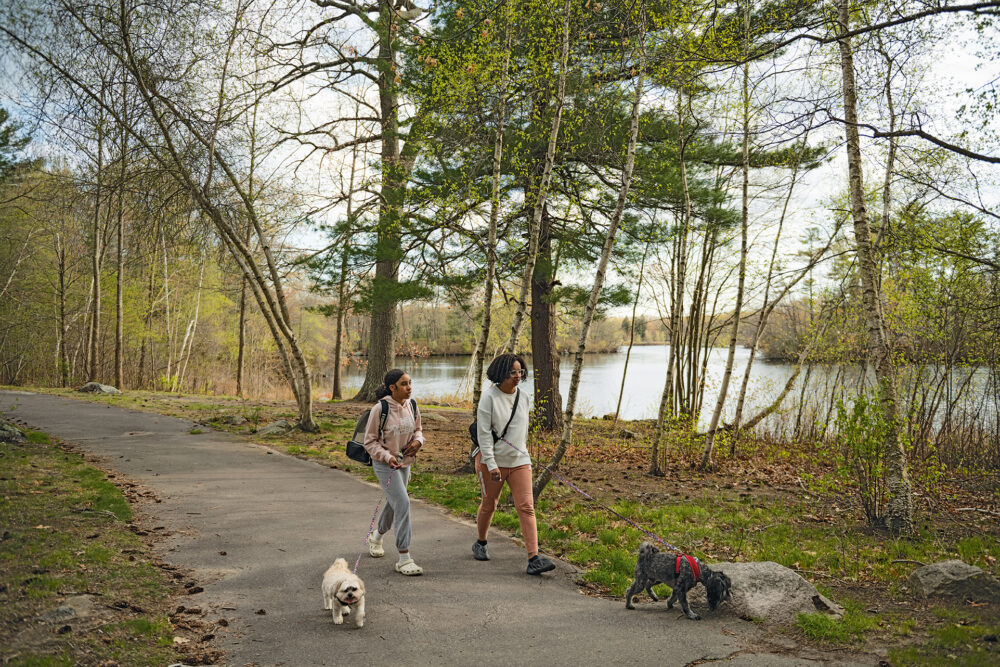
[{"xmin": 835, "ymin": 0, "xmax": 912, "ymax": 534}]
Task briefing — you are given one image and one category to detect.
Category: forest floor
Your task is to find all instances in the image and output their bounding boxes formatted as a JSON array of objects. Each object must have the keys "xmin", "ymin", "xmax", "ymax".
[{"xmin": 16, "ymin": 387, "xmax": 1000, "ymax": 664}]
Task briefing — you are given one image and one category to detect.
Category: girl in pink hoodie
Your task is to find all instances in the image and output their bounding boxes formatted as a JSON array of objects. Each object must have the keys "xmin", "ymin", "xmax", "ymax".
[{"xmin": 363, "ymin": 369, "xmax": 424, "ymax": 575}]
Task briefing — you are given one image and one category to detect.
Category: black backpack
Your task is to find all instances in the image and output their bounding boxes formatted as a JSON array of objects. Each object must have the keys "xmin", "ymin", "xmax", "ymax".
[
  {"xmin": 347, "ymin": 398, "xmax": 418, "ymax": 466},
  {"xmin": 468, "ymin": 389, "xmax": 520, "ymax": 460}
]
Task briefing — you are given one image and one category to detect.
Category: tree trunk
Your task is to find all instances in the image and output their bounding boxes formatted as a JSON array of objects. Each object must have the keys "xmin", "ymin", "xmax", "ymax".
[
  {"xmin": 700, "ymin": 6, "xmax": 751, "ymax": 470},
  {"xmin": 176, "ymin": 259, "xmax": 205, "ymax": 390},
  {"xmin": 732, "ymin": 127, "xmax": 812, "ymax": 441},
  {"xmin": 534, "ymin": 19, "xmax": 645, "ymax": 499},
  {"xmin": 56, "ymin": 232, "xmax": 68, "ymax": 387},
  {"xmin": 836, "ymin": 0, "xmax": 912, "ymax": 534},
  {"xmin": 114, "ymin": 76, "xmax": 127, "ymax": 389},
  {"xmin": 332, "ymin": 240, "xmax": 349, "ymax": 400},
  {"xmin": 651, "ymin": 92, "xmax": 694, "ymax": 475},
  {"xmin": 161, "ymin": 233, "xmax": 173, "ymax": 388},
  {"xmin": 614, "ymin": 239, "xmax": 650, "ymax": 425},
  {"xmin": 334, "ymin": 114, "xmax": 363, "ymax": 401},
  {"xmin": 138, "ymin": 254, "xmax": 154, "ymax": 389},
  {"xmin": 357, "ymin": 6, "xmax": 408, "ymax": 401},
  {"xmin": 236, "ymin": 276, "xmax": 247, "ymax": 395},
  {"xmin": 89, "ymin": 96, "xmax": 104, "ymax": 382},
  {"xmin": 504, "ymin": 0, "xmax": 572, "ymax": 353},
  {"xmin": 471, "ymin": 16, "xmax": 512, "ymax": 413},
  {"xmin": 530, "ymin": 208, "xmax": 563, "ymax": 432}
]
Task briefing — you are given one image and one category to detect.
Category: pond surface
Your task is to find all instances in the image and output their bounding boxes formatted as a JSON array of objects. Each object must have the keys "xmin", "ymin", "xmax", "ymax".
[{"xmin": 328, "ymin": 345, "xmax": 996, "ymax": 431}]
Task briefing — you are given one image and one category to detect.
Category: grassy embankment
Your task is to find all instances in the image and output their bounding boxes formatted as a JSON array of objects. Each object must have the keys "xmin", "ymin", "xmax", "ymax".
[
  {"xmin": 20, "ymin": 386, "xmax": 1000, "ymax": 664},
  {"xmin": 0, "ymin": 426, "xmax": 187, "ymax": 665}
]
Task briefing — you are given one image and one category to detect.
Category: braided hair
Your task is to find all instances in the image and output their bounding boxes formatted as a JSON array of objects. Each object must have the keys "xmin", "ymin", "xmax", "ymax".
[
  {"xmin": 375, "ymin": 368, "xmax": 406, "ymax": 399},
  {"xmin": 485, "ymin": 354, "xmax": 527, "ymax": 385}
]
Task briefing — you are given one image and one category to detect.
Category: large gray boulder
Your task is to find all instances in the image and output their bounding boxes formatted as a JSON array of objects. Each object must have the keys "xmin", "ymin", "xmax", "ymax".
[
  {"xmin": 77, "ymin": 382, "xmax": 122, "ymax": 395},
  {"xmin": 257, "ymin": 419, "xmax": 294, "ymax": 436},
  {"xmin": 908, "ymin": 560, "xmax": 1000, "ymax": 602},
  {"xmin": 0, "ymin": 420, "xmax": 26, "ymax": 443},
  {"xmin": 687, "ymin": 561, "xmax": 843, "ymax": 624}
]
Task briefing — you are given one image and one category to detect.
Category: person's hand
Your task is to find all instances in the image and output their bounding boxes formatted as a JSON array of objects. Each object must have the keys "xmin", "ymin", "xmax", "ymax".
[
  {"xmin": 388, "ymin": 455, "xmax": 403, "ymax": 469},
  {"xmin": 403, "ymin": 441, "xmax": 422, "ymax": 457},
  {"xmin": 490, "ymin": 470, "xmax": 501, "ymax": 482}
]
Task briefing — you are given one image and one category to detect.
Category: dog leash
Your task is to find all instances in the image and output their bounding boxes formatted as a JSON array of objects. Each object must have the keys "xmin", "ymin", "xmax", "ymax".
[{"xmin": 494, "ymin": 435, "xmax": 686, "ymax": 554}]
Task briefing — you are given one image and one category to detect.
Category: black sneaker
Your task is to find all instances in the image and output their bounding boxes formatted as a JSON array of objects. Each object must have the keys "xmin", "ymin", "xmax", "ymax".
[
  {"xmin": 472, "ymin": 541, "xmax": 490, "ymax": 561},
  {"xmin": 526, "ymin": 555, "xmax": 555, "ymax": 575}
]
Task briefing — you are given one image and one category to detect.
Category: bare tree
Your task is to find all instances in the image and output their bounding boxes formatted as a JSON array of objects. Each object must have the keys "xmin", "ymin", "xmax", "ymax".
[{"xmin": 835, "ymin": 0, "xmax": 912, "ymax": 534}]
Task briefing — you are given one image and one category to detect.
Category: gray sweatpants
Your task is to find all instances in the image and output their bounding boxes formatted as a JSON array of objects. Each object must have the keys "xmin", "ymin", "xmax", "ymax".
[{"xmin": 372, "ymin": 461, "xmax": 412, "ymax": 552}]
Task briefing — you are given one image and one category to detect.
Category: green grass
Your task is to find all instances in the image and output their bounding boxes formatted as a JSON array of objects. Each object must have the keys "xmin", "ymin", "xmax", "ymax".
[
  {"xmin": 0, "ymin": 432, "xmax": 180, "ymax": 665},
  {"xmin": 889, "ymin": 616, "xmax": 1000, "ymax": 665},
  {"xmin": 795, "ymin": 598, "xmax": 880, "ymax": 643}
]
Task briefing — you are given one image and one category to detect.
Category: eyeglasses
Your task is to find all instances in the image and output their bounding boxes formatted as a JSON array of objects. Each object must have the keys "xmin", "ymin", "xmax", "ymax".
[{"xmin": 509, "ymin": 368, "xmax": 526, "ymax": 378}]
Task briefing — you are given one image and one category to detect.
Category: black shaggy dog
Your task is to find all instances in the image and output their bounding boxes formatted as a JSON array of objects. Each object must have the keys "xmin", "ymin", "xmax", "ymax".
[{"xmin": 624, "ymin": 542, "xmax": 732, "ymax": 620}]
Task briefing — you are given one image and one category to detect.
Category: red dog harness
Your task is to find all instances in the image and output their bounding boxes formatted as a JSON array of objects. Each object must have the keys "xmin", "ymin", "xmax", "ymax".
[{"xmin": 675, "ymin": 554, "xmax": 701, "ymax": 581}]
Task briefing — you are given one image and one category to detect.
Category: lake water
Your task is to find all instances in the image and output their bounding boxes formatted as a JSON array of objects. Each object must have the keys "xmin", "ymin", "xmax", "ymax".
[
  {"xmin": 329, "ymin": 345, "xmax": 998, "ymax": 432},
  {"xmin": 330, "ymin": 346, "xmax": 811, "ymax": 423}
]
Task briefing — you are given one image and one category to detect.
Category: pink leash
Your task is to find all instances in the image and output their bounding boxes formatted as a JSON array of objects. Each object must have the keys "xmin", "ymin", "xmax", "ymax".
[{"xmin": 496, "ymin": 435, "xmax": 685, "ymax": 554}]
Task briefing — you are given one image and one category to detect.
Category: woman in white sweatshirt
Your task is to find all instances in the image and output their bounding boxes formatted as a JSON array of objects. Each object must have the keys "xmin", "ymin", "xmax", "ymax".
[{"xmin": 473, "ymin": 354, "xmax": 555, "ymax": 576}]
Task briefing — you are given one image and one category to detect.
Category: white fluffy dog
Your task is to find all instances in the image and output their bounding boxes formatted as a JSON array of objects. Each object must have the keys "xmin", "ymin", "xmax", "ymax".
[{"xmin": 322, "ymin": 558, "xmax": 366, "ymax": 627}]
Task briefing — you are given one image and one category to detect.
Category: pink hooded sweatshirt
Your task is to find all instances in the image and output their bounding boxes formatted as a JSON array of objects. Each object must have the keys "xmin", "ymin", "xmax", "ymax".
[{"xmin": 361, "ymin": 395, "xmax": 424, "ymax": 466}]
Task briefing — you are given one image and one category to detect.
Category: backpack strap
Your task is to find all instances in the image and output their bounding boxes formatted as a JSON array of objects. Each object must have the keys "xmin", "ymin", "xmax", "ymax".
[
  {"xmin": 378, "ymin": 399, "xmax": 389, "ymax": 440},
  {"xmin": 410, "ymin": 398, "xmax": 418, "ymax": 417}
]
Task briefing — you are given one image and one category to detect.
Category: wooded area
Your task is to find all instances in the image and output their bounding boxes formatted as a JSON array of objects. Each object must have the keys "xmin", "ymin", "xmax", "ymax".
[{"xmin": 1, "ymin": 0, "xmax": 998, "ymax": 532}]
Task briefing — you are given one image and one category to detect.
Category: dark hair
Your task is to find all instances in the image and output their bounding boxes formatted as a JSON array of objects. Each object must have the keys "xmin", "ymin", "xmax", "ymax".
[
  {"xmin": 485, "ymin": 354, "xmax": 527, "ymax": 385},
  {"xmin": 375, "ymin": 368, "xmax": 406, "ymax": 399}
]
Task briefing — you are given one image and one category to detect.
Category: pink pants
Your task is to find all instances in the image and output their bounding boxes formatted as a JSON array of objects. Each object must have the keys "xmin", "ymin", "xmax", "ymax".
[{"xmin": 475, "ymin": 453, "xmax": 538, "ymax": 556}]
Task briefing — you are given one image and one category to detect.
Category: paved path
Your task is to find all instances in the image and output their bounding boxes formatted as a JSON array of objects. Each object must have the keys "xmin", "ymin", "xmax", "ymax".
[{"xmin": 2, "ymin": 391, "xmax": 870, "ymax": 666}]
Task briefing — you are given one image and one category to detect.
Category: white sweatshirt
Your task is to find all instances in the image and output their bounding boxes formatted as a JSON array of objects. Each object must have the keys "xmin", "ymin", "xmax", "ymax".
[{"xmin": 476, "ymin": 384, "xmax": 531, "ymax": 471}]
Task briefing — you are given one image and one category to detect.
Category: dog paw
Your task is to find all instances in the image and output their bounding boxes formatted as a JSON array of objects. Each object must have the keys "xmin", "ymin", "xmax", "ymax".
[
  {"xmin": 333, "ymin": 615, "xmax": 344, "ymax": 625},
  {"xmin": 688, "ymin": 613, "xmax": 701, "ymax": 621}
]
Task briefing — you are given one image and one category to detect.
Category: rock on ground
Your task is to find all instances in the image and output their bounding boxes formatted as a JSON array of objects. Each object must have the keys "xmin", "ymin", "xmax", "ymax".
[
  {"xmin": 257, "ymin": 419, "xmax": 294, "ymax": 435},
  {"xmin": 0, "ymin": 420, "xmax": 26, "ymax": 443},
  {"xmin": 77, "ymin": 382, "xmax": 122, "ymax": 395},
  {"xmin": 687, "ymin": 561, "xmax": 844, "ymax": 624},
  {"xmin": 909, "ymin": 560, "xmax": 1000, "ymax": 602},
  {"xmin": 38, "ymin": 596, "xmax": 96, "ymax": 624}
]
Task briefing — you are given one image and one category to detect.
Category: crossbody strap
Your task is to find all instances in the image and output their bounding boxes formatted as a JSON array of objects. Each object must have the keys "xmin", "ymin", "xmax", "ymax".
[{"xmin": 496, "ymin": 389, "xmax": 520, "ymax": 441}]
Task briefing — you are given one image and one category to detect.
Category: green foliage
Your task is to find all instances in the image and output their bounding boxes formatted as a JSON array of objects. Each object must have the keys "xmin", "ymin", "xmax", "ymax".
[
  {"xmin": 833, "ymin": 393, "xmax": 891, "ymax": 528},
  {"xmin": 0, "ymin": 106, "xmax": 31, "ymax": 181}
]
